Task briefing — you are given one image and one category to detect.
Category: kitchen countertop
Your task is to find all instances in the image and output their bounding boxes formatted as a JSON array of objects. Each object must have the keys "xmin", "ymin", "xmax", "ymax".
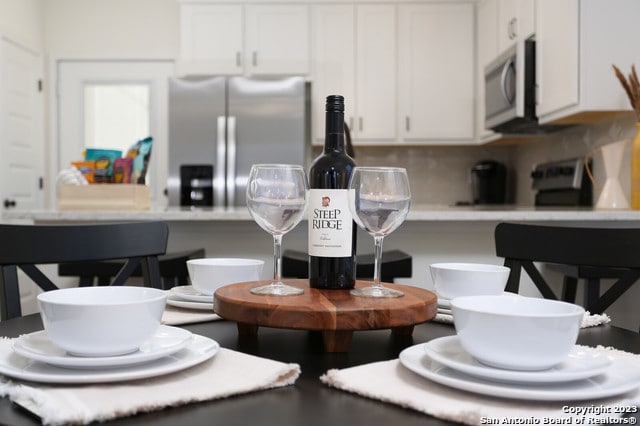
[{"xmin": 5, "ymin": 204, "xmax": 640, "ymax": 223}]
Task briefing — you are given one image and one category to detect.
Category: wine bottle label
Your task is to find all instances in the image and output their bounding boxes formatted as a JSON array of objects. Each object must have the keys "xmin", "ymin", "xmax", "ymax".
[{"xmin": 308, "ymin": 188, "xmax": 354, "ymax": 257}]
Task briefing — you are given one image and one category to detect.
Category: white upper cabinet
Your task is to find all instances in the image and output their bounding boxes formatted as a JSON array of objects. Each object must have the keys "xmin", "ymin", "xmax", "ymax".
[
  {"xmin": 311, "ymin": 4, "xmax": 396, "ymax": 144},
  {"xmin": 497, "ymin": 0, "xmax": 535, "ymax": 53},
  {"xmin": 536, "ymin": 0, "xmax": 640, "ymax": 124},
  {"xmin": 245, "ymin": 5, "xmax": 310, "ymax": 75},
  {"xmin": 178, "ymin": 3, "xmax": 309, "ymax": 76},
  {"xmin": 311, "ymin": 5, "xmax": 356, "ymax": 142},
  {"xmin": 355, "ymin": 4, "xmax": 396, "ymax": 142},
  {"xmin": 398, "ymin": 3, "xmax": 474, "ymax": 143},
  {"xmin": 178, "ymin": 4, "xmax": 244, "ymax": 75},
  {"xmin": 476, "ymin": 0, "xmax": 500, "ymax": 141}
]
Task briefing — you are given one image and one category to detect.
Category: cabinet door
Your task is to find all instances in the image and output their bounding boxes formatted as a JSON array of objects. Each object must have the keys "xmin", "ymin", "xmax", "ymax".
[
  {"xmin": 245, "ymin": 5, "xmax": 310, "ymax": 75},
  {"xmin": 398, "ymin": 3, "xmax": 474, "ymax": 142},
  {"xmin": 498, "ymin": 0, "xmax": 536, "ymax": 53},
  {"xmin": 536, "ymin": 0, "xmax": 579, "ymax": 118},
  {"xmin": 311, "ymin": 5, "xmax": 355, "ymax": 144},
  {"xmin": 355, "ymin": 4, "xmax": 396, "ymax": 141},
  {"xmin": 178, "ymin": 5, "xmax": 243, "ymax": 75},
  {"xmin": 477, "ymin": 0, "xmax": 499, "ymax": 140}
]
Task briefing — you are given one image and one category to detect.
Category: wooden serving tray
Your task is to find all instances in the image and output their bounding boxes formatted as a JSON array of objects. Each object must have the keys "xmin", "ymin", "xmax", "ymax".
[{"xmin": 213, "ymin": 279, "xmax": 437, "ymax": 352}]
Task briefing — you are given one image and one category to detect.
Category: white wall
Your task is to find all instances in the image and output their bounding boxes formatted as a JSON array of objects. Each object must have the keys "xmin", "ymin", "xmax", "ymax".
[{"xmin": 0, "ymin": 0, "xmax": 43, "ymax": 51}]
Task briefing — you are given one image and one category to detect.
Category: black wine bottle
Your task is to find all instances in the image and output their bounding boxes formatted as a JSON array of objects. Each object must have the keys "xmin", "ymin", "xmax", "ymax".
[{"xmin": 308, "ymin": 95, "xmax": 357, "ymax": 289}]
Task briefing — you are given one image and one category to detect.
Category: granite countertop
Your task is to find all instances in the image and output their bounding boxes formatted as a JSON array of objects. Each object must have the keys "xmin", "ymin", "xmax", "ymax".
[{"xmin": 5, "ymin": 204, "xmax": 640, "ymax": 223}]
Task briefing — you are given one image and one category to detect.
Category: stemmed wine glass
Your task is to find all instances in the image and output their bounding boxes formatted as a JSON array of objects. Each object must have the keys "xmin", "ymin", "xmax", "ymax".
[
  {"xmin": 246, "ymin": 164, "xmax": 308, "ymax": 296},
  {"xmin": 348, "ymin": 167, "xmax": 411, "ymax": 298}
]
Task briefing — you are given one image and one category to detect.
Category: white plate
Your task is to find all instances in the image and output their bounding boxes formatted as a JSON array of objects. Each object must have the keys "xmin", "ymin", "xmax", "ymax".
[
  {"xmin": 166, "ymin": 296, "xmax": 213, "ymax": 311},
  {"xmin": 423, "ymin": 336, "xmax": 611, "ymax": 384},
  {"xmin": 437, "ymin": 298, "xmax": 452, "ymax": 309},
  {"xmin": 399, "ymin": 343, "xmax": 640, "ymax": 401},
  {"xmin": 12, "ymin": 326, "xmax": 193, "ymax": 369},
  {"xmin": 437, "ymin": 291, "xmax": 515, "ymax": 308},
  {"xmin": 169, "ymin": 286, "xmax": 211, "ymax": 303},
  {"xmin": 1, "ymin": 334, "xmax": 219, "ymax": 384}
]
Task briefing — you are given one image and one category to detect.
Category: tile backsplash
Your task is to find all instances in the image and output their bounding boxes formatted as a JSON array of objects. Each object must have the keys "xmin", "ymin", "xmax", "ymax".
[
  {"xmin": 511, "ymin": 114, "xmax": 638, "ymax": 206},
  {"xmin": 310, "ymin": 114, "xmax": 638, "ymax": 207},
  {"xmin": 310, "ymin": 144, "xmax": 511, "ymax": 206}
]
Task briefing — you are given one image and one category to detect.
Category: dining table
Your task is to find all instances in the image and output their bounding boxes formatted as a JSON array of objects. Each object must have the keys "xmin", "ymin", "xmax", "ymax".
[{"xmin": 1, "ymin": 312, "xmax": 639, "ymax": 426}]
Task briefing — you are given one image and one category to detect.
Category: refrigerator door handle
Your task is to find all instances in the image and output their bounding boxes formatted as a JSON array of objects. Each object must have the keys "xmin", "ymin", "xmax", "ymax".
[
  {"xmin": 226, "ymin": 116, "xmax": 237, "ymax": 206},
  {"xmin": 215, "ymin": 116, "xmax": 227, "ymax": 207}
]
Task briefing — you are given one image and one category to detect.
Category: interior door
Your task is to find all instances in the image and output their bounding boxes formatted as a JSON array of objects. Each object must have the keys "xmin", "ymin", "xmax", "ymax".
[
  {"xmin": 0, "ymin": 36, "xmax": 44, "ymax": 214},
  {"xmin": 56, "ymin": 60, "xmax": 174, "ymax": 207}
]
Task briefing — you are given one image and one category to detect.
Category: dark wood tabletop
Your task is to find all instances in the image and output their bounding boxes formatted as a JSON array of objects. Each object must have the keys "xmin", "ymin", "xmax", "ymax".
[{"xmin": 1, "ymin": 314, "xmax": 639, "ymax": 426}]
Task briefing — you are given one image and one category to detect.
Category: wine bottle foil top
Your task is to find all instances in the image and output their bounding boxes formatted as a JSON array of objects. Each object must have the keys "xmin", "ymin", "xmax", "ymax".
[{"xmin": 325, "ymin": 95, "xmax": 344, "ymax": 112}]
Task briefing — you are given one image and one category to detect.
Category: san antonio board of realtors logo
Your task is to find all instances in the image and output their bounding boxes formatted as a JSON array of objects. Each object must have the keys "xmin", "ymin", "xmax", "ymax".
[{"xmin": 312, "ymin": 195, "xmax": 343, "ymax": 230}]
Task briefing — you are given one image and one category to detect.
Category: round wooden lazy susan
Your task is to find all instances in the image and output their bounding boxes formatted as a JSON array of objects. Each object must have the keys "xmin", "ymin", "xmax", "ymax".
[{"xmin": 213, "ymin": 279, "xmax": 437, "ymax": 352}]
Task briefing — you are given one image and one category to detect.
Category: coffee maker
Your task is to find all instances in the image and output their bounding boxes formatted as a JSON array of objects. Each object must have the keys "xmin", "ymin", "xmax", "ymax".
[
  {"xmin": 470, "ymin": 160, "xmax": 507, "ymax": 204},
  {"xmin": 180, "ymin": 165, "xmax": 213, "ymax": 207}
]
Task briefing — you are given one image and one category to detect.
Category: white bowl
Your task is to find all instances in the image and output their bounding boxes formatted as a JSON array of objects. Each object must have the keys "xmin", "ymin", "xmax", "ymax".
[
  {"xmin": 451, "ymin": 295, "xmax": 585, "ymax": 371},
  {"xmin": 430, "ymin": 262, "xmax": 510, "ymax": 300},
  {"xmin": 37, "ymin": 286, "xmax": 166, "ymax": 357},
  {"xmin": 187, "ymin": 258, "xmax": 265, "ymax": 296}
]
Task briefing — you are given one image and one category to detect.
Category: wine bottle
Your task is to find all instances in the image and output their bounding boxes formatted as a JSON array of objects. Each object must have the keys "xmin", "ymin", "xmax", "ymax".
[{"xmin": 308, "ymin": 95, "xmax": 357, "ymax": 289}]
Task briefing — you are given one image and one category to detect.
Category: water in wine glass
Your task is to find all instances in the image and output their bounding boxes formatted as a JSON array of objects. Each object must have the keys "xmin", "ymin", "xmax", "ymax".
[
  {"xmin": 351, "ymin": 194, "xmax": 411, "ymax": 236},
  {"xmin": 247, "ymin": 197, "xmax": 307, "ymax": 235},
  {"xmin": 246, "ymin": 164, "xmax": 308, "ymax": 296},
  {"xmin": 348, "ymin": 166, "xmax": 411, "ymax": 298}
]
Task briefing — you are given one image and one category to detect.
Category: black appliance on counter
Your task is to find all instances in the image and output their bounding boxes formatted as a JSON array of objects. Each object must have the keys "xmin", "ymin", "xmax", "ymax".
[
  {"xmin": 471, "ymin": 160, "xmax": 507, "ymax": 204},
  {"xmin": 531, "ymin": 157, "xmax": 592, "ymax": 207},
  {"xmin": 180, "ymin": 165, "xmax": 213, "ymax": 207}
]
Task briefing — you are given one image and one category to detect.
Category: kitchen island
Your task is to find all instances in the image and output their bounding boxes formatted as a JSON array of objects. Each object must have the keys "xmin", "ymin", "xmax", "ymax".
[
  {"xmin": 4, "ymin": 205, "xmax": 640, "ymax": 331},
  {"xmin": 7, "ymin": 204, "xmax": 640, "ymax": 223}
]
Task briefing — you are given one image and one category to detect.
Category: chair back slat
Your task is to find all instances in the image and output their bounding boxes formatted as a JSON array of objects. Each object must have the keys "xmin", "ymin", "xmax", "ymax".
[
  {"xmin": 0, "ymin": 221, "xmax": 169, "ymax": 320},
  {"xmin": 495, "ymin": 222, "xmax": 640, "ymax": 316},
  {"xmin": 495, "ymin": 223, "xmax": 640, "ymax": 268}
]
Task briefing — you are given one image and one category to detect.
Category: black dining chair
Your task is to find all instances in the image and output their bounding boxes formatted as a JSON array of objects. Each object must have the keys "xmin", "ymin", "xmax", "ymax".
[
  {"xmin": 57, "ymin": 247, "xmax": 205, "ymax": 290},
  {"xmin": 0, "ymin": 221, "xmax": 169, "ymax": 320},
  {"xmin": 494, "ymin": 222, "xmax": 640, "ymax": 315}
]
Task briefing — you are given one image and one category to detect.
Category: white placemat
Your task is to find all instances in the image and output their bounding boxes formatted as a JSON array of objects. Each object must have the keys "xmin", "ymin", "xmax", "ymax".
[
  {"xmin": 0, "ymin": 339, "xmax": 300, "ymax": 426},
  {"xmin": 321, "ymin": 345, "xmax": 640, "ymax": 425},
  {"xmin": 161, "ymin": 304, "xmax": 221, "ymax": 325}
]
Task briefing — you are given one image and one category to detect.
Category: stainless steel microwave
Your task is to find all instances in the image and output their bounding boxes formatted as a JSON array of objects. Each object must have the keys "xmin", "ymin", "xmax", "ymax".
[{"xmin": 484, "ymin": 39, "xmax": 537, "ymax": 133}]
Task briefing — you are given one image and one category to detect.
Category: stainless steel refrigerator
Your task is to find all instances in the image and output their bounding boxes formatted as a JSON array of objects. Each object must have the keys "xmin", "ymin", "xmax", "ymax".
[{"xmin": 167, "ymin": 76, "xmax": 307, "ymax": 207}]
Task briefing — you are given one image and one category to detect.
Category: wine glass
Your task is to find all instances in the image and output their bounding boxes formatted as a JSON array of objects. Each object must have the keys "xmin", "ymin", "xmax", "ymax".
[
  {"xmin": 348, "ymin": 167, "xmax": 411, "ymax": 298},
  {"xmin": 246, "ymin": 164, "xmax": 308, "ymax": 296}
]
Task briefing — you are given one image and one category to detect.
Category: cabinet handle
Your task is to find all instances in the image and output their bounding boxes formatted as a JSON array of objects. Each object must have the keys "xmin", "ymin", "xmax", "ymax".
[
  {"xmin": 405, "ymin": 116, "xmax": 411, "ymax": 132},
  {"xmin": 236, "ymin": 52, "xmax": 241, "ymax": 67},
  {"xmin": 252, "ymin": 51, "xmax": 257, "ymax": 67},
  {"xmin": 348, "ymin": 116, "xmax": 354, "ymax": 131},
  {"xmin": 508, "ymin": 18, "xmax": 517, "ymax": 40},
  {"xmin": 358, "ymin": 117, "xmax": 363, "ymax": 132}
]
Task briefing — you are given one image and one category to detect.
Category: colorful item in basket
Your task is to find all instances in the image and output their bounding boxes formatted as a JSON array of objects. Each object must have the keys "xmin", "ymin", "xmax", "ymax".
[
  {"xmin": 126, "ymin": 136, "xmax": 153, "ymax": 184},
  {"xmin": 71, "ymin": 160, "xmax": 96, "ymax": 184},
  {"xmin": 113, "ymin": 157, "xmax": 133, "ymax": 183},
  {"xmin": 84, "ymin": 148, "xmax": 123, "ymax": 183}
]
